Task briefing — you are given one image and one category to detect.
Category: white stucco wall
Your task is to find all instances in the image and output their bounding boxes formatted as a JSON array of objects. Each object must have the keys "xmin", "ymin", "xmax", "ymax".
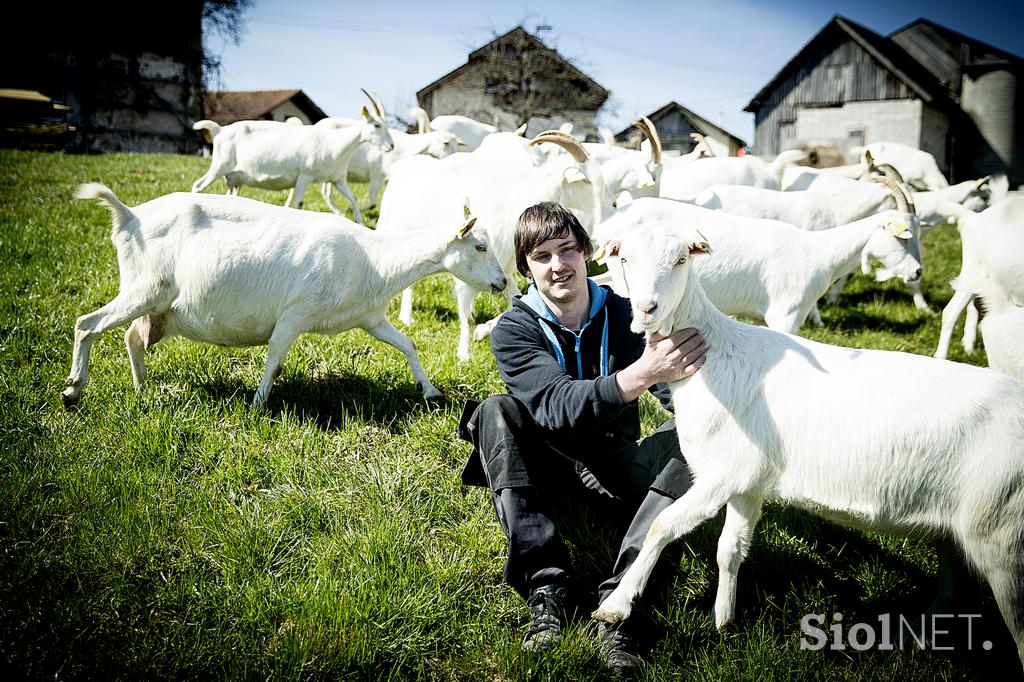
[
  {"xmin": 425, "ymin": 69, "xmax": 599, "ymax": 137},
  {"xmin": 795, "ymin": 99, "xmax": 923, "ymax": 159}
]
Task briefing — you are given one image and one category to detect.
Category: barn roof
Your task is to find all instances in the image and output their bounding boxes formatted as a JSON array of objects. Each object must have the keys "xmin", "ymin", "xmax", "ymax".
[
  {"xmin": 416, "ymin": 26, "xmax": 609, "ymax": 107},
  {"xmin": 614, "ymin": 101, "xmax": 747, "ymax": 148},
  {"xmin": 202, "ymin": 89, "xmax": 328, "ymax": 124},
  {"xmin": 889, "ymin": 17, "xmax": 1024, "ymax": 85},
  {"xmin": 744, "ymin": 15, "xmax": 953, "ymax": 113}
]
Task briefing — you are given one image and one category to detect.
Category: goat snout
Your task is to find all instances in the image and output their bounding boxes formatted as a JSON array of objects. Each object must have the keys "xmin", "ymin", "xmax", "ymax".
[
  {"xmin": 492, "ymin": 275, "xmax": 508, "ymax": 293},
  {"xmin": 638, "ymin": 300, "xmax": 658, "ymax": 315}
]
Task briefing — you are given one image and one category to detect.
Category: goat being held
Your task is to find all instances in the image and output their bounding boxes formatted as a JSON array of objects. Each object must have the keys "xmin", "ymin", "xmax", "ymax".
[{"xmin": 590, "ymin": 222, "xmax": 1024, "ymax": 669}]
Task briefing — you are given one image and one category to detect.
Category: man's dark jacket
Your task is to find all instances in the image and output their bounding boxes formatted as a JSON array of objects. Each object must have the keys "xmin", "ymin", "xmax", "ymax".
[{"xmin": 461, "ymin": 279, "xmax": 672, "ymax": 487}]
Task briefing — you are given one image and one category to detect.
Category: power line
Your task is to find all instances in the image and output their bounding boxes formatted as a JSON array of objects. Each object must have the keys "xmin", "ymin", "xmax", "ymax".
[
  {"xmin": 248, "ymin": 12, "xmax": 495, "ymax": 36},
  {"xmin": 558, "ymin": 29, "xmax": 765, "ymax": 76}
]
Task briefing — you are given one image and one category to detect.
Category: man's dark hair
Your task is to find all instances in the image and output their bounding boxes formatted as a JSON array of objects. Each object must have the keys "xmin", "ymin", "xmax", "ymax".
[{"xmin": 514, "ymin": 202, "xmax": 594, "ymax": 277}]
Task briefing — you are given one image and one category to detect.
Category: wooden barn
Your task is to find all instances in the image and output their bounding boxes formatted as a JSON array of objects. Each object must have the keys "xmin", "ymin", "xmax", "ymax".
[
  {"xmin": 3, "ymin": 0, "xmax": 206, "ymax": 154},
  {"xmin": 614, "ymin": 101, "xmax": 747, "ymax": 157},
  {"xmin": 201, "ymin": 90, "xmax": 327, "ymax": 126},
  {"xmin": 416, "ymin": 26, "xmax": 609, "ymax": 138},
  {"xmin": 744, "ymin": 16, "xmax": 1023, "ymax": 186}
]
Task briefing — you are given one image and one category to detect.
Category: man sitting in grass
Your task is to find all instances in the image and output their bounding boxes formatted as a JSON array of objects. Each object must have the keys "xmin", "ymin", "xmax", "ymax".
[{"xmin": 459, "ymin": 201, "xmax": 707, "ymax": 674}]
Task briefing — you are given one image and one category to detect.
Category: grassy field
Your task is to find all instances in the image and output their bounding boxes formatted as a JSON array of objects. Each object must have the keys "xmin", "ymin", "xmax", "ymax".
[{"xmin": 0, "ymin": 148, "xmax": 1017, "ymax": 680}]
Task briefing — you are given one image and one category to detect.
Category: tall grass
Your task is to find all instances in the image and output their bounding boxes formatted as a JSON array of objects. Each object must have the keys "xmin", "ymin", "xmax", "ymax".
[{"xmin": 0, "ymin": 149, "xmax": 1015, "ymax": 680}]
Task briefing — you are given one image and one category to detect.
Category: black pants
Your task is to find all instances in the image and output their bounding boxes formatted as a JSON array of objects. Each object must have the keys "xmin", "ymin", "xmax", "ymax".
[{"xmin": 460, "ymin": 394, "xmax": 693, "ymax": 604}]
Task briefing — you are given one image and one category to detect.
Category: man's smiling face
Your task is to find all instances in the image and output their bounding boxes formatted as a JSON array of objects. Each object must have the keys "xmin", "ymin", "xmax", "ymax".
[{"xmin": 526, "ymin": 234, "xmax": 588, "ymax": 308}]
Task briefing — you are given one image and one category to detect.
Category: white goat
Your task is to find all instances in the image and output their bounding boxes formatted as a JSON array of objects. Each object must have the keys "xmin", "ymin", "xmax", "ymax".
[
  {"xmin": 658, "ymin": 149, "xmax": 807, "ymax": 201},
  {"xmin": 597, "ymin": 117, "xmax": 663, "ymax": 201},
  {"xmin": 700, "ymin": 175, "xmax": 1001, "ymax": 316},
  {"xmin": 377, "ymin": 130, "xmax": 613, "ymax": 360},
  {"xmin": 781, "ymin": 159, "xmax": 869, "ymax": 190},
  {"xmin": 554, "ymin": 117, "xmax": 664, "ymax": 201},
  {"xmin": 192, "ymin": 116, "xmax": 303, "ymax": 144},
  {"xmin": 423, "ymin": 113, "xmax": 499, "ymax": 151},
  {"xmin": 851, "ymin": 141, "xmax": 949, "ymax": 190},
  {"xmin": 695, "ymin": 181, "xmax": 891, "ymax": 231},
  {"xmin": 191, "ymin": 92, "xmax": 393, "ymax": 224},
  {"xmin": 590, "ymin": 222, "xmax": 1024, "ymax": 668},
  {"xmin": 313, "ymin": 119, "xmax": 460, "ymax": 216},
  {"xmin": 594, "ymin": 192, "xmax": 922, "ymax": 334},
  {"xmin": 953, "ymin": 276, "xmax": 1024, "ymax": 381},
  {"xmin": 935, "ymin": 196, "xmax": 1024, "ymax": 360},
  {"xmin": 63, "ymin": 185, "xmax": 507, "ymax": 409}
]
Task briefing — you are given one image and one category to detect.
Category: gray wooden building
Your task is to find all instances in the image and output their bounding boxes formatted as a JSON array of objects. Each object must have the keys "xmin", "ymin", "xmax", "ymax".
[
  {"xmin": 744, "ymin": 16, "xmax": 1023, "ymax": 186},
  {"xmin": 416, "ymin": 27, "xmax": 609, "ymax": 138},
  {"xmin": 614, "ymin": 101, "xmax": 747, "ymax": 157}
]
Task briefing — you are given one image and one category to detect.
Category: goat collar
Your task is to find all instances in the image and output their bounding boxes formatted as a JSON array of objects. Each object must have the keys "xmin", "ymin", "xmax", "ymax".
[{"xmin": 521, "ymin": 279, "xmax": 610, "ymax": 377}]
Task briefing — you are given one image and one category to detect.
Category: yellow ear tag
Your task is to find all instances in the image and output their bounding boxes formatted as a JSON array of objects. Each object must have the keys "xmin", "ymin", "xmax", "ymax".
[
  {"xmin": 887, "ymin": 221, "xmax": 912, "ymax": 239},
  {"xmin": 458, "ymin": 216, "xmax": 477, "ymax": 237}
]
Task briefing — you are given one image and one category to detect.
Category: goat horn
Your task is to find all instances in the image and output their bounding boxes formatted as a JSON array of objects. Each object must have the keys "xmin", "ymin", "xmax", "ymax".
[
  {"xmin": 373, "ymin": 90, "xmax": 386, "ymax": 117},
  {"xmin": 528, "ymin": 131, "xmax": 589, "ymax": 163},
  {"xmin": 871, "ymin": 176, "xmax": 915, "ymax": 215},
  {"xmin": 534, "ymin": 129, "xmax": 578, "ymax": 141},
  {"xmin": 361, "ymin": 88, "xmax": 383, "ymax": 118},
  {"xmin": 976, "ymin": 175, "xmax": 992, "ymax": 188},
  {"xmin": 633, "ymin": 116, "xmax": 662, "ymax": 166},
  {"xmin": 873, "ymin": 163, "xmax": 905, "ymax": 184}
]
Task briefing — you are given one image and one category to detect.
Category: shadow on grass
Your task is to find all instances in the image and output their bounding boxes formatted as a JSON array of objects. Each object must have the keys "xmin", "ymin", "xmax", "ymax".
[
  {"xmin": 819, "ymin": 303, "xmax": 928, "ymax": 335},
  {"xmin": 194, "ymin": 372, "xmax": 445, "ymax": 430},
  {"xmin": 653, "ymin": 503, "xmax": 1020, "ymax": 677}
]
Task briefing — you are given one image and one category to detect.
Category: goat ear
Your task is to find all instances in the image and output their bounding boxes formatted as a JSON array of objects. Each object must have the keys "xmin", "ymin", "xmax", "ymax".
[
  {"xmin": 885, "ymin": 220, "xmax": 913, "ymax": 240},
  {"xmin": 689, "ymin": 229, "xmax": 712, "ymax": 255},
  {"xmin": 361, "ymin": 106, "xmax": 371, "ymax": 121},
  {"xmin": 457, "ymin": 216, "xmax": 477, "ymax": 237},
  {"xmin": 563, "ymin": 167, "xmax": 590, "ymax": 184},
  {"xmin": 514, "ymin": 123, "xmax": 528, "ymax": 137},
  {"xmin": 607, "ymin": 240, "xmax": 621, "ymax": 258},
  {"xmin": 456, "ymin": 137, "xmax": 468, "ymax": 147}
]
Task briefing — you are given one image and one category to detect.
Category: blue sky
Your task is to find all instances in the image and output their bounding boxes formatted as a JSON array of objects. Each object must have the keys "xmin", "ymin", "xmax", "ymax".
[{"xmin": 208, "ymin": 0, "xmax": 1023, "ymax": 147}]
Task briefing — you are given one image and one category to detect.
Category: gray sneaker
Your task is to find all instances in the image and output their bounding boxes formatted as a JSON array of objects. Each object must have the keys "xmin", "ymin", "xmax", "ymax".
[
  {"xmin": 595, "ymin": 620, "xmax": 644, "ymax": 675},
  {"xmin": 521, "ymin": 585, "xmax": 568, "ymax": 653}
]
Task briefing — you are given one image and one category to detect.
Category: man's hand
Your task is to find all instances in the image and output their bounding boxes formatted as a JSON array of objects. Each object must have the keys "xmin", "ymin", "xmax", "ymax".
[{"xmin": 615, "ymin": 328, "xmax": 707, "ymax": 403}]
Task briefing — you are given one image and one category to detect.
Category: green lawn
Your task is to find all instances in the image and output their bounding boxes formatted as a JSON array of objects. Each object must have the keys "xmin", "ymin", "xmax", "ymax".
[{"xmin": 0, "ymin": 149, "xmax": 1015, "ymax": 680}]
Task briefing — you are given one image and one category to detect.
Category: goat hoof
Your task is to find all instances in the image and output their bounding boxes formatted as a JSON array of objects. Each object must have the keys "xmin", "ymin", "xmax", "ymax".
[
  {"xmin": 591, "ymin": 606, "xmax": 626, "ymax": 624},
  {"xmin": 419, "ymin": 384, "xmax": 444, "ymax": 401},
  {"xmin": 60, "ymin": 389, "xmax": 80, "ymax": 410}
]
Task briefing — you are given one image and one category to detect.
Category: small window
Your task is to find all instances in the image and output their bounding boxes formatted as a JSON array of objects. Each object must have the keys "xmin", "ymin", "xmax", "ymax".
[{"xmin": 848, "ymin": 128, "xmax": 865, "ymax": 148}]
